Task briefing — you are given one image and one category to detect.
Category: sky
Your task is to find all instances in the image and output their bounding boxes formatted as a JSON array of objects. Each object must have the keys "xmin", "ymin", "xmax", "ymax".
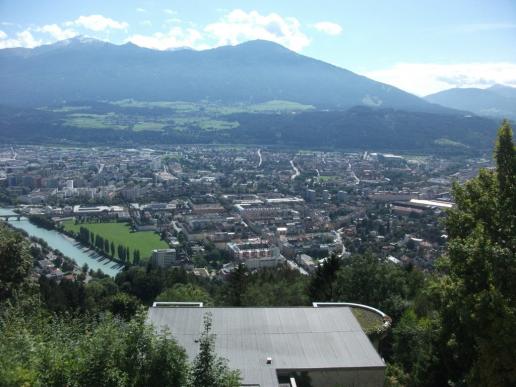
[{"xmin": 1, "ymin": 0, "xmax": 515, "ymax": 96}]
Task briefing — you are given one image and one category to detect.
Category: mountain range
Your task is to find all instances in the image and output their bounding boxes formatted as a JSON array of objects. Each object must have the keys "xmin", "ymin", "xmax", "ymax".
[
  {"xmin": 0, "ymin": 37, "xmax": 505, "ymax": 152},
  {"xmin": 1, "ymin": 36, "xmax": 448, "ymax": 113},
  {"xmin": 425, "ymin": 84, "xmax": 516, "ymax": 120}
]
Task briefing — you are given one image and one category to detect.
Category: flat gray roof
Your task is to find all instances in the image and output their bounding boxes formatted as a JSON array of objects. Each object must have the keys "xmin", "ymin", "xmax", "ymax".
[{"xmin": 148, "ymin": 306, "xmax": 385, "ymax": 386}]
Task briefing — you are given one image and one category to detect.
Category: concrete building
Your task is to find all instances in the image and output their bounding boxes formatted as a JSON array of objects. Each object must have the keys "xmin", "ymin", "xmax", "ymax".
[
  {"xmin": 227, "ymin": 239, "xmax": 285, "ymax": 269},
  {"xmin": 150, "ymin": 249, "xmax": 177, "ymax": 268},
  {"xmin": 305, "ymin": 189, "xmax": 316, "ymax": 202},
  {"xmin": 322, "ymin": 189, "xmax": 331, "ymax": 201},
  {"xmin": 148, "ymin": 304, "xmax": 386, "ymax": 387}
]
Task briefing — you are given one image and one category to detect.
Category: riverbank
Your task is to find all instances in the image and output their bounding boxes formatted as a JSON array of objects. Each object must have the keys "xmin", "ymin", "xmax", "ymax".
[{"xmin": 0, "ymin": 207, "xmax": 122, "ymax": 277}]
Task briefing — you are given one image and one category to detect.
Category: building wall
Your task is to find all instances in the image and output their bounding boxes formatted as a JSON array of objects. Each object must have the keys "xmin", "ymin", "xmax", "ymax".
[{"xmin": 279, "ymin": 367, "xmax": 385, "ymax": 387}]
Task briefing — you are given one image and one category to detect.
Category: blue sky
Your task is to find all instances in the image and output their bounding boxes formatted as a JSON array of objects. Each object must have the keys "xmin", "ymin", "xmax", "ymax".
[{"xmin": 1, "ymin": 0, "xmax": 515, "ymax": 95}]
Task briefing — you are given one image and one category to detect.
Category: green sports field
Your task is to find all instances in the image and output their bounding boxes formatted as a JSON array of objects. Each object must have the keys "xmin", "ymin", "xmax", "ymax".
[{"xmin": 62, "ymin": 220, "xmax": 168, "ymax": 259}]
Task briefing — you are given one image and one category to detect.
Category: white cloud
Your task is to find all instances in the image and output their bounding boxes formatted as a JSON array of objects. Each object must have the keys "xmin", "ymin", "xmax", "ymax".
[
  {"xmin": 136, "ymin": 8, "xmax": 147, "ymax": 13},
  {"xmin": 140, "ymin": 20, "xmax": 152, "ymax": 27},
  {"xmin": 71, "ymin": 15, "xmax": 128, "ymax": 32},
  {"xmin": 164, "ymin": 9, "xmax": 177, "ymax": 15},
  {"xmin": 0, "ymin": 29, "xmax": 42, "ymax": 48},
  {"xmin": 39, "ymin": 24, "xmax": 77, "ymax": 40},
  {"xmin": 128, "ymin": 27, "xmax": 204, "ymax": 50},
  {"xmin": 364, "ymin": 62, "xmax": 516, "ymax": 96},
  {"xmin": 204, "ymin": 9, "xmax": 310, "ymax": 51},
  {"xmin": 313, "ymin": 21, "xmax": 342, "ymax": 36}
]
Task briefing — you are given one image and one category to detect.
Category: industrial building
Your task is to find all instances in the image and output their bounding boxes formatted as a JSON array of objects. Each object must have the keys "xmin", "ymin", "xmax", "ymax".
[{"xmin": 148, "ymin": 303, "xmax": 386, "ymax": 387}]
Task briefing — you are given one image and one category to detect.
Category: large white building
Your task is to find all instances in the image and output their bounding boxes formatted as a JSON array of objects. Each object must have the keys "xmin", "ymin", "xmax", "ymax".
[
  {"xmin": 227, "ymin": 239, "xmax": 284, "ymax": 269},
  {"xmin": 148, "ymin": 303, "xmax": 387, "ymax": 387},
  {"xmin": 150, "ymin": 249, "xmax": 177, "ymax": 268}
]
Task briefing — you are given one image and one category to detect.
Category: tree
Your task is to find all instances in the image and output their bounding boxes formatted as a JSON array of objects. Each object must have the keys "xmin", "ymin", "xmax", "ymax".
[
  {"xmin": 0, "ymin": 224, "xmax": 32, "ymax": 301},
  {"xmin": 225, "ymin": 264, "xmax": 248, "ymax": 306},
  {"xmin": 190, "ymin": 313, "xmax": 240, "ymax": 387},
  {"xmin": 110, "ymin": 241, "xmax": 115, "ymax": 257},
  {"xmin": 133, "ymin": 249, "xmax": 141, "ymax": 265},
  {"xmin": 0, "ymin": 304, "xmax": 190, "ymax": 387},
  {"xmin": 308, "ymin": 254, "xmax": 341, "ymax": 302},
  {"xmin": 390, "ymin": 309, "xmax": 439, "ymax": 386},
  {"xmin": 104, "ymin": 239, "xmax": 109, "ymax": 254},
  {"xmin": 157, "ymin": 283, "xmax": 213, "ymax": 305},
  {"xmin": 439, "ymin": 121, "xmax": 516, "ymax": 385}
]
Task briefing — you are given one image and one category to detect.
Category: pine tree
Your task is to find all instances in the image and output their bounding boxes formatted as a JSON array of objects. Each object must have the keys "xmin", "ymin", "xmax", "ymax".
[
  {"xmin": 190, "ymin": 313, "xmax": 240, "ymax": 386},
  {"xmin": 308, "ymin": 254, "xmax": 341, "ymax": 301},
  {"xmin": 440, "ymin": 121, "xmax": 516, "ymax": 385}
]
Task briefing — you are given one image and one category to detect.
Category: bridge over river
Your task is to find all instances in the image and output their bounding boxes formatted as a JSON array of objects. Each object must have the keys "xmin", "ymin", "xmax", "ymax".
[{"xmin": 0, "ymin": 214, "xmax": 22, "ymax": 221}]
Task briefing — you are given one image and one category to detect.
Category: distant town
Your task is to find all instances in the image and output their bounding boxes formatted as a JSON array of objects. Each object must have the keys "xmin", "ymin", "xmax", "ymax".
[{"xmin": 0, "ymin": 144, "xmax": 492, "ymax": 281}]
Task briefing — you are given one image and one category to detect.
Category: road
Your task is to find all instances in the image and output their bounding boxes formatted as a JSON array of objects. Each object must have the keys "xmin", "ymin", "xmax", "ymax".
[
  {"xmin": 348, "ymin": 162, "xmax": 360, "ymax": 185},
  {"xmin": 257, "ymin": 149, "xmax": 262, "ymax": 167},
  {"xmin": 290, "ymin": 160, "xmax": 300, "ymax": 180}
]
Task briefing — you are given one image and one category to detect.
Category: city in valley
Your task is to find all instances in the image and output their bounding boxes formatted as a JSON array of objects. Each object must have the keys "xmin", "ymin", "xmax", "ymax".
[{"xmin": 0, "ymin": 144, "xmax": 490, "ymax": 280}]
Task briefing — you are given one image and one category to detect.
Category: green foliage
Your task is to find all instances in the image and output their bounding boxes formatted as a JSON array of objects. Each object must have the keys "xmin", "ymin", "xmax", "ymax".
[
  {"xmin": 308, "ymin": 254, "xmax": 341, "ymax": 301},
  {"xmin": 438, "ymin": 120, "xmax": 516, "ymax": 385},
  {"xmin": 390, "ymin": 309, "xmax": 439, "ymax": 386},
  {"xmin": 0, "ymin": 224, "xmax": 32, "ymax": 301},
  {"xmin": 190, "ymin": 313, "xmax": 240, "ymax": 387},
  {"xmin": 335, "ymin": 256, "xmax": 407, "ymax": 319},
  {"xmin": 240, "ymin": 266, "xmax": 309, "ymax": 306},
  {"xmin": 157, "ymin": 283, "xmax": 214, "ymax": 305},
  {"xmin": 27, "ymin": 214, "xmax": 55, "ymax": 230},
  {"xmin": 0, "ymin": 305, "xmax": 189, "ymax": 387},
  {"xmin": 116, "ymin": 266, "xmax": 189, "ymax": 305},
  {"xmin": 221, "ymin": 264, "xmax": 309, "ymax": 307}
]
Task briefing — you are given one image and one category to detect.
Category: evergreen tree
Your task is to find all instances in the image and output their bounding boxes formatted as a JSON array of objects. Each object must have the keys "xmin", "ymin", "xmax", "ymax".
[
  {"xmin": 308, "ymin": 254, "xmax": 341, "ymax": 302},
  {"xmin": 110, "ymin": 241, "xmax": 115, "ymax": 257},
  {"xmin": 439, "ymin": 121, "xmax": 516, "ymax": 385},
  {"xmin": 133, "ymin": 250, "xmax": 141, "ymax": 265},
  {"xmin": 190, "ymin": 313, "xmax": 240, "ymax": 387},
  {"xmin": 226, "ymin": 264, "xmax": 248, "ymax": 306}
]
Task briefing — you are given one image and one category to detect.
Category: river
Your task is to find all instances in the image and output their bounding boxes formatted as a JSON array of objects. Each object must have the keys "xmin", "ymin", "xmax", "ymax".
[{"xmin": 0, "ymin": 207, "xmax": 121, "ymax": 276}]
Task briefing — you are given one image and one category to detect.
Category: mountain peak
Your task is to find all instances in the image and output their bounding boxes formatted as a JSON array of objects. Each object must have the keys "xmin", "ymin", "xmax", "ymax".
[
  {"xmin": 233, "ymin": 39, "xmax": 292, "ymax": 51},
  {"xmin": 62, "ymin": 35, "xmax": 109, "ymax": 46}
]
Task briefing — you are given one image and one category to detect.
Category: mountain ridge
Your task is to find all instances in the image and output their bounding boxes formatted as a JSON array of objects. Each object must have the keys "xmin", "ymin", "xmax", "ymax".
[
  {"xmin": 425, "ymin": 84, "xmax": 516, "ymax": 120},
  {"xmin": 0, "ymin": 37, "xmax": 452, "ymax": 114}
]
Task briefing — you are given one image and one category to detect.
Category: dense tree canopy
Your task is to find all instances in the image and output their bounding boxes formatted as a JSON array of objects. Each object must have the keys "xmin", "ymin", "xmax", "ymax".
[
  {"xmin": 0, "ymin": 305, "xmax": 190, "ymax": 387},
  {"xmin": 438, "ymin": 120, "xmax": 516, "ymax": 385},
  {"xmin": 0, "ymin": 224, "xmax": 32, "ymax": 301}
]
